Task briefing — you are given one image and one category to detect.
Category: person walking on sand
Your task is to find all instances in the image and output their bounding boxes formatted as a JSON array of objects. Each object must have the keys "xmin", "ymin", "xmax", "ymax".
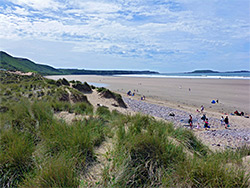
[
  {"xmin": 224, "ymin": 116, "xmax": 229, "ymax": 129},
  {"xmin": 201, "ymin": 105, "xmax": 204, "ymax": 113},
  {"xmin": 188, "ymin": 115, "xmax": 193, "ymax": 129},
  {"xmin": 220, "ymin": 116, "xmax": 224, "ymax": 126}
]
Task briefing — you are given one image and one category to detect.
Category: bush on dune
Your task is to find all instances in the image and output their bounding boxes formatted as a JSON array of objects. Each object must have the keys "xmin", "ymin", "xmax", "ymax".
[
  {"xmin": 21, "ymin": 153, "xmax": 79, "ymax": 188},
  {"xmin": 173, "ymin": 155, "xmax": 249, "ymax": 188},
  {"xmin": 72, "ymin": 102, "xmax": 93, "ymax": 115},
  {"xmin": 172, "ymin": 127, "xmax": 209, "ymax": 157},
  {"xmin": 0, "ymin": 130, "xmax": 34, "ymax": 187},
  {"xmin": 116, "ymin": 134, "xmax": 185, "ymax": 187}
]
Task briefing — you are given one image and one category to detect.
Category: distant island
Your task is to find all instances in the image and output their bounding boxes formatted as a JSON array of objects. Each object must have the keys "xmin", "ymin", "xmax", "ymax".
[
  {"xmin": 187, "ymin": 70, "xmax": 250, "ymax": 74},
  {"xmin": 0, "ymin": 51, "xmax": 159, "ymax": 76}
]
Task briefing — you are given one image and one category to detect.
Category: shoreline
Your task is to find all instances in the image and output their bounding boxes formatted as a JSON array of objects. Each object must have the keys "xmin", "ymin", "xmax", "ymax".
[{"xmin": 113, "ymin": 74, "xmax": 250, "ymax": 80}]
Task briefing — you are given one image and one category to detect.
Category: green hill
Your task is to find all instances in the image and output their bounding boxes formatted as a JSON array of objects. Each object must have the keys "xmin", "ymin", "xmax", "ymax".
[
  {"xmin": 0, "ymin": 51, "xmax": 61, "ymax": 75},
  {"xmin": 0, "ymin": 51, "xmax": 159, "ymax": 75}
]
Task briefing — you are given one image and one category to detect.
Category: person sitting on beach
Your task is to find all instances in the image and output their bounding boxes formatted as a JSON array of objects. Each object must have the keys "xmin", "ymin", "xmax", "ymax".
[
  {"xmin": 220, "ymin": 116, "xmax": 224, "ymax": 126},
  {"xmin": 196, "ymin": 123, "xmax": 200, "ymax": 129},
  {"xmin": 204, "ymin": 118, "xmax": 210, "ymax": 130},
  {"xmin": 188, "ymin": 115, "xmax": 193, "ymax": 129},
  {"xmin": 224, "ymin": 116, "xmax": 229, "ymax": 129},
  {"xmin": 169, "ymin": 112, "xmax": 175, "ymax": 117},
  {"xmin": 127, "ymin": 91, "xmax": 131, "ymax": 96},
  {"xmin": 234, "ymin": 110, "xmax": 240, "ymax": 116}
]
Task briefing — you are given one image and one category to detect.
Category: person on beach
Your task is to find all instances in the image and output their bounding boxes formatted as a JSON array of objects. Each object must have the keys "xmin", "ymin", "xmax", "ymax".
[
  {"xmin": 224, "ymin": 116, "xmax": 229, "ymax": 129},
  {"xmin": 196, "ymin": 123, "xmax": 200, "ymax": 129},
  {"xmin": 204, "ymin": 118, "xmax": 210, "ymax": 130},
  {"xmin": 188, "ymin": 115, "xmax": 193, "ymax": 129},
  {"xmin": 220, "ymin": 116, "xmax": 224, "ymax": 126},
  {"xmin": 201, "ymin": 105, "xmax": 204, "ymax": 113},
  {"xmin": 201, "ymin": 114, "xmax": 206, "ymax": 122}
]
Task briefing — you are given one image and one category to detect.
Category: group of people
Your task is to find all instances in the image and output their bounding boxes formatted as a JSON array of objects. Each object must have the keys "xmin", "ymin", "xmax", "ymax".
[
  {"xmin": 127, "ymin": 90, "xmax": 146, "ymax": 100},
  {"xmin": 234, "ymin": 110, "xmax": 244, "ymax": 116},
  {"xmin": 188, "ymin": 108, "xmax": 230, "ymax": 130},
  {"xmin": 127, "ymin": 90, "xmax": 135, "ymax": 96},
  {"xmin": 188, "ymin": 114, "xmax": 206, "ymax": 130}
]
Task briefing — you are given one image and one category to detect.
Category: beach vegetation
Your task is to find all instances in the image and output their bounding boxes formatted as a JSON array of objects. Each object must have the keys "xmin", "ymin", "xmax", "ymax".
[{"xmin": 0, "ymin": 71, "xmax": 249, "ymax": 187}]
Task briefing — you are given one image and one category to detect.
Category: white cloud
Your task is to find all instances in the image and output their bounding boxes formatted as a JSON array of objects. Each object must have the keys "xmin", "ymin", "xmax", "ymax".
[
  {"xmin": 8, "ymin": 0, "xmax": 64, "ymax": 10},
  {"xmin": 13, "ymin": 6, "xmax": 30, "ymax": 15}
]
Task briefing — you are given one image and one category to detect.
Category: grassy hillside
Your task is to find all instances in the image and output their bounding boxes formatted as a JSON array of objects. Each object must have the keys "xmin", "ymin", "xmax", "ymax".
[
  {"xmin": 0, "ymin": 51, "xmax": 61, "ymax": 75},
  {"xmin": 0, "ymin": 71, "xmax": 249, "ymax": 187},
  {"xmin": 0, "ymin": 51, "xmax": 159, "ymax": 75}
]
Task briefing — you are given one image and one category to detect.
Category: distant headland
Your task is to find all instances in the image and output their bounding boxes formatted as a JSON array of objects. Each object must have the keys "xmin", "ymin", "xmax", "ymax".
[
  {"xmin": 0, "ymin": 51, "xmax": 159, "ymax": 76},
  {"xmin": 187, "ymin": 70, "xmax": 250, "ymax": 74}
]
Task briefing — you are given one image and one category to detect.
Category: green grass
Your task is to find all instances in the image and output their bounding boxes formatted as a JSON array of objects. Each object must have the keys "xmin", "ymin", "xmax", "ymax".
[
  {"xmin": 72, "ymin": 102, "xmax": 93, "ymax": 115},
  {"xmin": 0, "ymin": 130, "xmax": 34, "ymax": 187},
  {"xmin": 173, "ymin": 154, "xmax": 249, "ymax": 187},
  {"xmin": 21, "ymin": 153, "xmax": 79, "ymax": 188}
]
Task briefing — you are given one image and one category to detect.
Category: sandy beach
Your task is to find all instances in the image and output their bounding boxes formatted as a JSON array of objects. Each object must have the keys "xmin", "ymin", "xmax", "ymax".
[
  {"xmin": 47, "ymin": 75, "xmax": 250, "ymax": 114},
  {"xmin": 46, "ymin": 75, "xmax": 250, "ymax": 150}
]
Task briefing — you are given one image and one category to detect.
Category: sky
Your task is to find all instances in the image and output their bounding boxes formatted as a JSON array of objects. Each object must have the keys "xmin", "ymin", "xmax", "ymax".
[{"xmin": 0, "ymin": 0, "xmax": 249, "ymax": 73}]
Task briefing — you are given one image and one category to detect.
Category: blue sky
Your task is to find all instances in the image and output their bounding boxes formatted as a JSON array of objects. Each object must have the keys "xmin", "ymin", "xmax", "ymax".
[{"xmin": 0, "ymin": 0, "xmax": 249, "ymax": 73}]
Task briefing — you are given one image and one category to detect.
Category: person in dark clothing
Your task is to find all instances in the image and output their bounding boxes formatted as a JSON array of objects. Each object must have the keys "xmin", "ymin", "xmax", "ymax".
[
  {"xmin": 204, "ymin": 118, "xmax": 210, "ymax": 130},
  {"xmin": 224, "ymin": 116, "xmax": 229, "ymax": 129},
  {"xmin": 201, "ymin": 114, "xmax": 206, "ymax": 122},
  {"xmin": 234, "ymin": 110, "xmax": 240, "ymax": 116},
  {"xmin": 188, "ymin": 115, "xmax": 193, "ymax": 129}
]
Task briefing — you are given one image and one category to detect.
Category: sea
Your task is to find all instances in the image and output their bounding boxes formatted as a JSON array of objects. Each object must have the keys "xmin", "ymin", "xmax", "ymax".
[{"xmin": 114, "ymin": 72, "xmax": 250, "ymax": 80}]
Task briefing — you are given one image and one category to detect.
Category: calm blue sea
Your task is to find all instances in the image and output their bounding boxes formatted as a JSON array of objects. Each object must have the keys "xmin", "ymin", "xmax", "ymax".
[{"xmin": 115, "ymin": 72, "xmax": 250, "ymax": 79}]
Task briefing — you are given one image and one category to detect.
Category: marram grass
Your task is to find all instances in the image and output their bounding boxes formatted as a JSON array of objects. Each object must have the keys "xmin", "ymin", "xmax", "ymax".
[{"xmin": 1, "ymin": 72, "xmax": 249, "ymax": 187}]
